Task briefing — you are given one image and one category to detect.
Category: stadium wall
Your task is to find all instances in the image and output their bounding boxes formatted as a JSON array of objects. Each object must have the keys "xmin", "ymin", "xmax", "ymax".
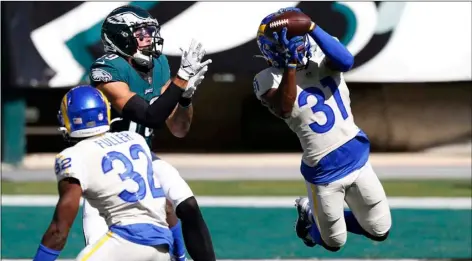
[
  {"xmin": 15, "ymin": 80, "xmax": 471, "ymax": 153},
  {"xmin": 2, "ymin": 2, "xmax": 471, "ymax": 154},
  {"xmin": 152, "ymin": 80, "xmax": 472, "ymax": 152}
]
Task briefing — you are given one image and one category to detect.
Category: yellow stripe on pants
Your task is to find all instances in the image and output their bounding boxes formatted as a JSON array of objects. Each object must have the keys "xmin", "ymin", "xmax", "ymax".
[
  {"xmin": 80, "ymin": 231, "xmax": 113, "ymax": 261},
  {"xmin": 310, "ymin": 184, "xmax": 322, "ymax": 230}
]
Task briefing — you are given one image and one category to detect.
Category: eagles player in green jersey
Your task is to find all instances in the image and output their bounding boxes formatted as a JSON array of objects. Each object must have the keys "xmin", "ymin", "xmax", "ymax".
[{"xmin": 85, "ymin": 5, "xmax": 216, "ymax": 261}]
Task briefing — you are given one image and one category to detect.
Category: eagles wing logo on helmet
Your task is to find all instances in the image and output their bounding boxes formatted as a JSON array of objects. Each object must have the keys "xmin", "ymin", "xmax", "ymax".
[{"xmin": 106, "ymin": 11, "xmax": 159, "ymax": 26}]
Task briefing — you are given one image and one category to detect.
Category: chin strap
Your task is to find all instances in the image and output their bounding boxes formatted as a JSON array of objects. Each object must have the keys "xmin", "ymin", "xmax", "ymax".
[
  {"xmin": 57, "ymin": 127, "xmax": 76, "ymax": 145},
  {"xmin": 58, "ymin": 127, "xmax": 68, "ymax": 135},
  {"xmin": 132, "ymin": 51, "xmax": 154, "ymax": 68},
  {"xmin": 253, "ymin": 54, "xmax": 268, "ymax": 60}
]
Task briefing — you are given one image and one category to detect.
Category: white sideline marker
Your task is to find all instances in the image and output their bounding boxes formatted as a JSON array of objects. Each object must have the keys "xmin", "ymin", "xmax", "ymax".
[
  {"xmin": 1, "ymin": 196, "xmax": 471, "ymax": 209},
  {"xmin": 0, "ymin": 259, "xmax": 431, "ymax": 261}
]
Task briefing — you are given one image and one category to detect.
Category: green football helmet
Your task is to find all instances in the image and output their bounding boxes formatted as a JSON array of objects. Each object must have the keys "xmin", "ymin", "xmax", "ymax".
[{"xmin": 101, "ymin": 5, "xmax": 164, "ymax": 66}]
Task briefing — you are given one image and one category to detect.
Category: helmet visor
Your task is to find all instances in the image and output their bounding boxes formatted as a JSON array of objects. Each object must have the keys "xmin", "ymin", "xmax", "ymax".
[{"xmin": 133, "ymin": 25, "xmax": 163, "ymax": 56}]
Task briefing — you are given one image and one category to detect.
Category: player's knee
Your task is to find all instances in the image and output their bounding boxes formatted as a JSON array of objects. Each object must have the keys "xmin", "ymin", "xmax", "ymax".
[
  {"xmin": 366, "ymin": 224, "xmax": 391, "ymax": 242},
  {"xmin": 369, "ymin": 230, "xmax": 390, "ymax": 242},
  {"xmin": 322, "ymin": 244, "xmax": 342, "ymax": 252},
  {"xmin": 322, "ymin": 232, "xmax": 347, "ymax": 250},
  {"xmin": 364, "ymin": 214, "xmax": 392, "ymax": 241}
]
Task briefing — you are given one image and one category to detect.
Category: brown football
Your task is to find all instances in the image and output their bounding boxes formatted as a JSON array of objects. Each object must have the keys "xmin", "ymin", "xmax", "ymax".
[{"xmin": 264, "ymin": 11, "xmax": 313, "ymax": 40}]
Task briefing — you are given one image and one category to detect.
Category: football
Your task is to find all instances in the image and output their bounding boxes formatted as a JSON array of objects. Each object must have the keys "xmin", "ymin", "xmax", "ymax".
[{"xmin": 264, "ymin": 11, "xmax": 313, "ymax": 40}]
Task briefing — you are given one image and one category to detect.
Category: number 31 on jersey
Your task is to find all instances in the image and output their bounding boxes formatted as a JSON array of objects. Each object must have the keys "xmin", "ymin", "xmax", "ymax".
[{"xmin": 298, "ymin": 77, "xmax": 349, "ymax": 134}]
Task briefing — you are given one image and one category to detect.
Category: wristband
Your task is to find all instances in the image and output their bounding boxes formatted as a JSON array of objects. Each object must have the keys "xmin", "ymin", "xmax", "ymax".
[
  {"xmin": 287, "ymin": 63, "xmax": 297, "ymax": 69},
  {"xmin": 170, "ymin": 221, "xmax": 186, "ymax": 258},
  {"xmin": 33, "ymin": 244, "xmax": 61, "ymax": 261},
  {"xmin": 178, "ymin": 97, "xmax": 192, "ymax": 108}
]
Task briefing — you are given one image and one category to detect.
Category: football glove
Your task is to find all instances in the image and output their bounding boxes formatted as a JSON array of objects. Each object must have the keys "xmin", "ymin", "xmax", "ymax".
[
  {"xmin": 277, "ymin": 7, "xmax": 302, "ymax": 14},
  {"xmin": 182, "ymin": 65, "xmax": 209, "ymax": 98},
  {"xmin": 177, "ymin": 39, "xmax": 212, "ymax": 81},
  {"xmin": 273, "ymin": 27, "xmax": 306, "ymax": 66}
]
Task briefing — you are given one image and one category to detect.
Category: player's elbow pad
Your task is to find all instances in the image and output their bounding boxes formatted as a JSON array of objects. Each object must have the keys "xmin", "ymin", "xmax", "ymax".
[{"xmin": 122, "ymin": 82, "xmax": 184, "ymax": 129}]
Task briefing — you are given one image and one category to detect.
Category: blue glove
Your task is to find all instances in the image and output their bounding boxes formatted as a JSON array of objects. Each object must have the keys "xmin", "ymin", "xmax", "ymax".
[
  {"xmin": 273, "ymin": 27, "xmax": 306, "ymax": 66},
  {"xmin": 277, "ymin": 7, "xmax": 302, "ymax": 14}
]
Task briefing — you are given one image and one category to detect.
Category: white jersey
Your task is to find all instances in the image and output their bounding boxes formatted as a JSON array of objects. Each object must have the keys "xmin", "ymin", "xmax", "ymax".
[
  {"xmin": 54, "ymin": 131, "xmax": 168, "ymax": 229},
  {"xmin": 253, "ymin": 46, "xmax": 360, "ymax": 167}
]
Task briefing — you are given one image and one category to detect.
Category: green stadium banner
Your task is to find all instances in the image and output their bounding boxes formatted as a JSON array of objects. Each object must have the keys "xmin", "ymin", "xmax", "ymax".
[{"xmin": 2, "ymin": 92, "xmax": 26, "ymax": 165}]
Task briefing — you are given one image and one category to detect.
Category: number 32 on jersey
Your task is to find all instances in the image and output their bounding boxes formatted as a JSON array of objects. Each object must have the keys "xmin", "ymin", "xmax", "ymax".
[
  {"xmin": 101, "ymin": 144, "xmax": 164, "ymax": 203},
  {"xmin": 298, "ymin": 77, "xmax": 349, "ymax": 134}
]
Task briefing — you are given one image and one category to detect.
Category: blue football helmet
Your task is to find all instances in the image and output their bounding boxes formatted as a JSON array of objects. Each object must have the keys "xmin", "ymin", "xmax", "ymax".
[
  {"xmin": 57, "ymin": 85, "xmax": 111, "ymax": 139},
  {"xmin": 256, "ymin": 9, "xmax": 313, "ymax": 69}
]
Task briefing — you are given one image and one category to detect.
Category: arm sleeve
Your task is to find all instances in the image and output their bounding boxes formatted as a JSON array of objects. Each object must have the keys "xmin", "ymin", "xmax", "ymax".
[
  {"xmin": 309, "ymin": 26, "xmax": 354, "ymax": 72},
  {"xmin": 121, "ymin": 82, "xmax": 184, "ymax": 129}
]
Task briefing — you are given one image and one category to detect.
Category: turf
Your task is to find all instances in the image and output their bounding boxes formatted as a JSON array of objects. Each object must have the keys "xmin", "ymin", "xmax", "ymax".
[
  {"xmin": 1, "ymin": 179, "xmax": 470, "ymax": 197},
  {"xmin": 2, "ymin": 207, "xmax": 471, "ymax": 259}
]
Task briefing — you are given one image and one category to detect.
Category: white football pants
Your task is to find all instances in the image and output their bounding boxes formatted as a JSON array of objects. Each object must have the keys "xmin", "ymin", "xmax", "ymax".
[
  {"xmin": 75, "ymin": 231, "xmax": 171, "ymax": 261},
  {"xmin": 305, "ymin": 160, "xmax": 392, "ymax": 247}
]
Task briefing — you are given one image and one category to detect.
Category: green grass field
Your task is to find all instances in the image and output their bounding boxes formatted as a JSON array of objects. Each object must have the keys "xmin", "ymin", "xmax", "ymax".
[
  {"xmin": 2, "ymin": 180, "xmax": 471, "ymax": 259},
  {"xmin": 2, "ymin": 179, "xmax": 471, "ymax": 197},
  {"xmin": 3, "ymin": 206, "xmax": 471, "ymax": 259}
]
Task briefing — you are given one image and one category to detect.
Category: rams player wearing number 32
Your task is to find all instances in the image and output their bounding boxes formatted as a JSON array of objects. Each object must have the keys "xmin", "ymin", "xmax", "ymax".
[
  {"xmin": 32, "ymin": 86, "xmax": 203, "ymax": 261},
  {"xmin": 253, "ymin": 7, "xmax": 392, "ymax": 252}
]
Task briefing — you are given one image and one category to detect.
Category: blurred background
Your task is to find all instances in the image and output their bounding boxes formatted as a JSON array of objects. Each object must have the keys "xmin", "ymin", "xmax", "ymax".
[{"xmin": 1, "ymin": 1, "xmax": 471, "ymax": 261}]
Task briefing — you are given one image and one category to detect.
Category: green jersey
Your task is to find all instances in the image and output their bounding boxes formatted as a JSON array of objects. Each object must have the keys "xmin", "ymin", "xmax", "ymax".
[{"xmin": 89, "ymin": 53, "xmax": 171, "ymax": 148}]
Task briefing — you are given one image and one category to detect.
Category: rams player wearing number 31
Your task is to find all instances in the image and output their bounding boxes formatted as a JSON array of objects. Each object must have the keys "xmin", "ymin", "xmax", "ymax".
[
  {"xmin": 253, "ymin": 7, "xmax": 392, "ymax": 252},
  {"xmin": 32, "ymin": 86, "xmax": 207, "ymax": 261}
]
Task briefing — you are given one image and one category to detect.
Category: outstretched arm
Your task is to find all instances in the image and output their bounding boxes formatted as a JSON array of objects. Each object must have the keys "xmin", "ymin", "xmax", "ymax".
[
  {"xmin": 94, "ymin": 39, "xmax": 210, "ymax": 131},
  {"xmin": 308, "ymin": 24, "xmax": 354, "ymax": 72},
  {"xmin": 33, "ymin": 178, "xmax": 82, "ymax": 261},
  {"xmin": 260, "ymin": 65, "xmax": 297, "ymax": 118},
  {"xmin": 259, "ymin": 27, "xmax": 305, "ymax": 118},
  {"xmin": 97, "ymin": 77, "xmax": 189, "ymax": 130},
  {"xmin": 163, "ymin": 61, "xmax": 209, "ymax": 138},
  {"xmin": 160, "ymin": 80, "xmax": 194, "ymax": 138}
]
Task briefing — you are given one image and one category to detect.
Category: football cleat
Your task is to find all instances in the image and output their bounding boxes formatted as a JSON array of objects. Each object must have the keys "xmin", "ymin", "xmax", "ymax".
[{"xmin": 294, "ymin": 197, "xmax": 316, "ymax": 247}]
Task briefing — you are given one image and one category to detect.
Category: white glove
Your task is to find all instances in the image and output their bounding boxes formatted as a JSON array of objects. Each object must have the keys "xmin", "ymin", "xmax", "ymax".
[
  {"xmin": 177, "ymin": 39, "xmax": 212, "ymax": 81},
  {"xmin": 182, "ymin": 65, "xmax": 209, "ymax": 98}
]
